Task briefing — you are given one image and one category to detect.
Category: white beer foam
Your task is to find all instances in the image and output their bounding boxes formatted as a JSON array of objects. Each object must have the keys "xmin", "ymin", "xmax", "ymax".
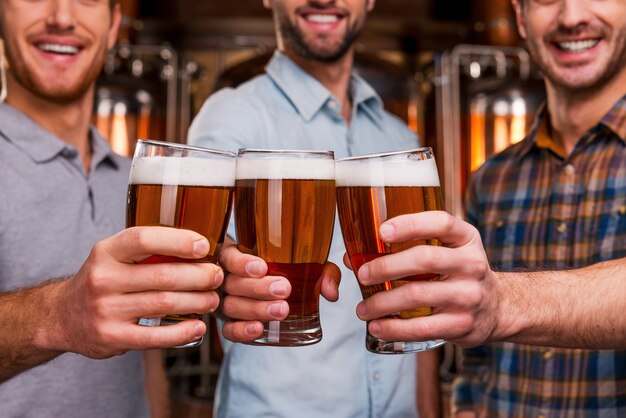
[
  {"xmin": 237, "ymin": 157, "xmax": 335, "ymax": 180},
  {"xmin": 335, "ymin": 157, "xmax": 440, "ymax": 187},
  {"xmin": 130, "ymin": 156, "xmax": 235, "ymax": 187}
]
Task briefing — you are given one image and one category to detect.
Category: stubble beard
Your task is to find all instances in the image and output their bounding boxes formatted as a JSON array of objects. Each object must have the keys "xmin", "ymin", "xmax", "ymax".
[{"xmin": 277, "ymin": 14, "xmax": 363, "ymax": 63}]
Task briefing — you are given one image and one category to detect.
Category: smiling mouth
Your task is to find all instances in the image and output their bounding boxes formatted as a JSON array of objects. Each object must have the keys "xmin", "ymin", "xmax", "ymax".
[
  {"xmin": 36, "ymin": 43, "xmax": 81, "ymax": 56},
  {"xmin": 555, "ymin": 39, "xmax": 600, "ymax": 53},
  {"xmin": 304, "ymin": 14, "xmax": 341, "ymax": 24}
]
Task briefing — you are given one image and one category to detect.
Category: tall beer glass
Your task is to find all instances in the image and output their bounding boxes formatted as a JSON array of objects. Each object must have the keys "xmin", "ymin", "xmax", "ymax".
[
  {"xmin": 235, "ymin": 149, "xmax": 336, "ymax": 346},
  {"xmin": 127, "ymin": 139, "xmax": 236, "ymax": 348},
  {"xmin": 336, "ymin": 148, "xmax": 445, "ymax": 354}
]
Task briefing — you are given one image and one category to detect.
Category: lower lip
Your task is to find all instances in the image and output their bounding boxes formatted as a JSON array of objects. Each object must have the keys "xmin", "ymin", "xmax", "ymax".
[{"xmin": 550, "ymin": 40, "xmax": 602, "ymax": 63}]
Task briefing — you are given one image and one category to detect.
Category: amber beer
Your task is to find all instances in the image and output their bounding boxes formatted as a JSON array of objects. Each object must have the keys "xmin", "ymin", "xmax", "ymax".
[
  {"xmin": 336, "ymin": 148, "xmax": 446, "ymax": 354},
  {"xmin": 127, "ymin": 140, "xmax": 235, "ymax": 336},
  {"xmin": 235, "ymin": 150, "xmax": 336, "ymax": 346}
]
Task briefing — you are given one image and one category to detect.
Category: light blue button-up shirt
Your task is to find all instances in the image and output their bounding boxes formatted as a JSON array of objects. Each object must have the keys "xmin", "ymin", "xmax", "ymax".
[{"xmin": 189, "ymin": 51, "xmax": 420, "ymax": 418}]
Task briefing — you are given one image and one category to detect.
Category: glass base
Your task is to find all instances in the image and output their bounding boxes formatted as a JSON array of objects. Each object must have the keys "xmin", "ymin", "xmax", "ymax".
[
  {"xmin": 248, "ymin": 314, "xmax": 322, "ymax": 347},
  {"xmin": 366, "ymin": 334, "xmax": 446, "ymax": 354},
  {"xmin": 138, "ymin": 317, "xmax": 204, "ymax": 348}
]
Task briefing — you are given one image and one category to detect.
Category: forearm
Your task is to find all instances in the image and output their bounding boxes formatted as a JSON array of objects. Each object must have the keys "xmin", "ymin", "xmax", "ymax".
[
  {"xmin": 417, "ymin": 348, "xmax": 441, "ymax": 418},
  {"xmin": 0, "ymin": 279, "xmax": 67, "ymax": 383},
  {"xmin": 493, "ymin": 259, "xmax": 626, "ymax": 348}
]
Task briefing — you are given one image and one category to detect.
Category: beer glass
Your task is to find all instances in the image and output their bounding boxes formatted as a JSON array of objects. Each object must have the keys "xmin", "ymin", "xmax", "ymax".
[
  {"xmin": 234, "ymin": 149, "xmax": 336, "ymax": 346},
  {"xmin": 335, "ymin": 148, "xmax": 446, "ymax": 354},
  {"xmin": 127, "ymin": 139, "xmax": 236, "ymax": 348}
]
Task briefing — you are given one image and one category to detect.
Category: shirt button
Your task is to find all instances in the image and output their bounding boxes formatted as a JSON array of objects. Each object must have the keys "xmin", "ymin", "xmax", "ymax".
[
  {"xmin": 543, "ymin": 350, "xmax": 553, "ymax": 360},
  {"xmin": 373, "ymin": 372, "xmax": 381, "ymax": 381},
  {"xmin": 327, "ymin": 101, "xmax": 337, "ymax": 110},
  {"xmin": 496, "ymin": 219, "xmax": 504, "ymax": 228},
  {"xmin": 62, "ymin": 148, "xmax": 77, "ymax": 158},
  {"xmin": 556, "ymin": 222, "xmax": 568, "ymax": 234},
  {"xmin": 563, "ymin": 164, "xmax": 575, "ymax": 175}
]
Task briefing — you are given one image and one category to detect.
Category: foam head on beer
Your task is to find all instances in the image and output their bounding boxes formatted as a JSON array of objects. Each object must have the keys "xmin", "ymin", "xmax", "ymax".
[
  {"xmin": 335, "ymin": 154, "xmax": 440, "ymax": 188},
  {"xmin": 236, "ymin": 155, "xmax": 335, "ymax": 180},
  {"xmin": 129, "ymin": 156, "xmax": 236, "ymax": 187}
]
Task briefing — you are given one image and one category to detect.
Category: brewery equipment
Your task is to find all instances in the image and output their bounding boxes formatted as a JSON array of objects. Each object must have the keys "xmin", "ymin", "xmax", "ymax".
[
  {"xmin": 94, "ymin": 42, "xmax": 185, "ymax": 156},
  {"xmin": 430, "ymin": 44, "xmax": 545, "ymax": 217}
]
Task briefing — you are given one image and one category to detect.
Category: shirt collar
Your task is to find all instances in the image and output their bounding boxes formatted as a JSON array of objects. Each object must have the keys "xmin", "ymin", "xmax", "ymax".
[
  {"xmin": 265, "ymin": 50, "xmax": 384, "ymax": 124},
  {"xmin": 350, "ymin": 71, "xmax": 385, "ymax": 125},
  {"xmin": 0, "ymin": 103, "xmax": 119, "ymax": 169},
  {"xmin": 90, "ymin": 126, "xmax": 120, "ymax": 169},
  {"xmin": 599, "ymin": 94, "xmax": 626, "ymax": 143},
  {"xmin": 517, "ymin": 94, "xmax": 626, "ymax": 159}
]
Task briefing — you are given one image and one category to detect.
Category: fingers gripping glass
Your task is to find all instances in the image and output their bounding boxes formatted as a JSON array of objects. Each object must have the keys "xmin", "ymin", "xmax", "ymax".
[{"xmin": 126, "ymin": 140, "xmax": 236, "ymax": 348}]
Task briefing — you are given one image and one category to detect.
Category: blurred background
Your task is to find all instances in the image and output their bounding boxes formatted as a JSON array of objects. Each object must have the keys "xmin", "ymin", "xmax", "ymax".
[{"xmin": 97, "ymin": 1, "xmax": 546, "ymax": 416}]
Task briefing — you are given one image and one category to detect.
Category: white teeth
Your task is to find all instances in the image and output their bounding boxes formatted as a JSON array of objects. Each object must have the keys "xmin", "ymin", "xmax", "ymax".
[
  {"xmin": 306, "ymin": 14, "xmax": 339, "ymax": 23},
  {"xmin": 558, "ymin": 39, "xmax": 599, "ymax": 53},
  {"xmin": 38, "ymin": 43, "xmax": 79, "ymax": 55}
]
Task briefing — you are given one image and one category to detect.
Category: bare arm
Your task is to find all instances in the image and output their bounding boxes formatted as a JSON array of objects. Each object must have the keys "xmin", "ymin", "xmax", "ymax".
[
  {"xmin": 0, "ymin": 279, "xmax": 66, "ymax": 383},
  {"xmin": 494, "ymin": 260, "xmax": 626, "ymax": 348},
  {"xmin": 0, "ymin": 226, "xmax": 223, "ymax": 383},
  {"xmin": 354, "ymin": 211, "xmax": 626, "ymax": 349}
]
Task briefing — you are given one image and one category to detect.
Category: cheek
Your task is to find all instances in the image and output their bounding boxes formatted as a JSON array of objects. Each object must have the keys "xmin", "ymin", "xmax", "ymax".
[{"xmin": 2, "ymin": 37, "xmax": 26, "ymax": 67}]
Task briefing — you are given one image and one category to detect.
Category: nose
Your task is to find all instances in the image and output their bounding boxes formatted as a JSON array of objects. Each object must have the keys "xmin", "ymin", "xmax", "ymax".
[
  {"xmin": 45, "ymin": 0, "xmax": 76, "ymax": 31},
  {"xmin": 557, "ymin": 0, "xmax": 593, "ymax": 31}
]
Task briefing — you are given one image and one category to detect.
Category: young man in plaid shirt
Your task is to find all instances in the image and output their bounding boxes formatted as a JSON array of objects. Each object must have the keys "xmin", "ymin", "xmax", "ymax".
[{"xmin": 347, "ymin": 0, "xmax": 626, "ymax": 416}]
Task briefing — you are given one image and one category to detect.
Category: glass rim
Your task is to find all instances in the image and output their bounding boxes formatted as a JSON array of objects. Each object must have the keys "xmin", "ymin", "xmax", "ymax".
[
  {"xmin": 335, "ymin": 147, "xmax": 433, "ymax": 162},
  {"xmin": 238, "ymin": 148, "xmax": 334, "ymax": 157},
  {"xmin": 138, "ymin": 139, "xmax": 236, "ymax": 157}
]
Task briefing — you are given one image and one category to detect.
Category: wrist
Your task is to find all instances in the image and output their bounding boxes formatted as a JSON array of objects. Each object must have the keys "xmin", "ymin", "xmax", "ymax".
[
  {"xmin": 31, "ymin": 278, "xmax": 71, "ymax": 355},
  {"xmin": 490, "ymin": 271, "xmax": 529, "ymax": 343}
]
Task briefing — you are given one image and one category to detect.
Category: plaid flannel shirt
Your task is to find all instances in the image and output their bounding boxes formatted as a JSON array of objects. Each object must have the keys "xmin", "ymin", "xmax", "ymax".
[{"xmin": 452, "ymin": 95, "xmax": 626, "ymax": 418}]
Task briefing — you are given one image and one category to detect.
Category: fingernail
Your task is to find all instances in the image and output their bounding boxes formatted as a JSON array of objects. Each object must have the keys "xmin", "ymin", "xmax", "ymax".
[
  {"xmin": 214, "ymin": 269, "xmax": 224, "ymax": 288},
  {"xmin": 193, "ymin": 239, "xmax": 209, "ymax": 256},
  {"xmin": 369, "ymin": 322, "xmax": 381, "ymax": 335},
  {"xmin": 210, "ymin": 292, "xmax": 221, "ymax": 312},
  {"xmin": 379, "ymin": 223, "xmax": 395, "ymax": 240},
  {"xmin": 356, "ymin": 303, "xmax": 366, "ymax": 318},
  {"xmin": 246, "ymin": 260, "xmax": 263, "ymax": 276},
  {"xmin": 194, "ymin": 323, "xmax": 204, "ymax": 337},
  {"xmin": 359, "ymin": 265, "xmax": 370, "ymax": 284},
  {"xmin": 269, "ymin": 280, "xmax": 287, "ymax": 297},
  {"xmin": 245, "ymin": 323, "xmax": 260, "ymax": 336},
  {"xmin": 268, "ymin": 302, "xmax": 284, "ymax": 319}
]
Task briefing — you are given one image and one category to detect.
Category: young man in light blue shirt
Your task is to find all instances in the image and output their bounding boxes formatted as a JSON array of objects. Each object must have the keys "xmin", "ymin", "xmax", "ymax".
[{"xmin": 188, "ymin": 0, "xmax": 441, "ymax": 417}]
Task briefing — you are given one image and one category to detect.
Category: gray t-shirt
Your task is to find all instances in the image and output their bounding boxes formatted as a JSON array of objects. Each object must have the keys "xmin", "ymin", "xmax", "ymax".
[{"xmin": 0, "ymin": 104, "xmax": 149, "ymax": 418}]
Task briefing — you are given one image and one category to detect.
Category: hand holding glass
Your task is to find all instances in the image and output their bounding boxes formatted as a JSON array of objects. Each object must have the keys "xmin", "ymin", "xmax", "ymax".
[
  {"xmin": 126, "ymin": 139, "xmax": 235, "ymax": 348},
  {"xmin": 336, "ymin": 148, "xmax": 446, "ymax": 354}
]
